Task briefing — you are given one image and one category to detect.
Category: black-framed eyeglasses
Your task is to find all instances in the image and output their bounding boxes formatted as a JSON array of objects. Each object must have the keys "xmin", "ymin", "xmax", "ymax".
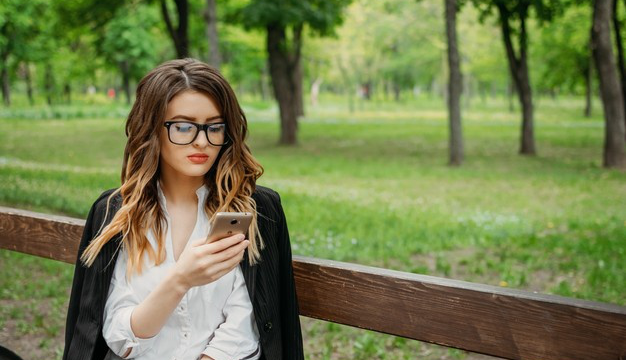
[{"xmin": 163, "ymin": 121, "xmax": 230, "ymax": 146}]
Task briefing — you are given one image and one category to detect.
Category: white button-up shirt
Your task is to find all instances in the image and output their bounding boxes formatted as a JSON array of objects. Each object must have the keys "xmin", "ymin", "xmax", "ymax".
[{"xmin": 102, "ymin": 183, "xmax": 261, "ymax": 360}]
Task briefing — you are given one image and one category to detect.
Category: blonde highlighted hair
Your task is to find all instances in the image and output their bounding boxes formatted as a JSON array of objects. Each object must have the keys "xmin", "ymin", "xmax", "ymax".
[{"xmin": 81, "ymin": 58, "xmax": 264, "ymax": 275}]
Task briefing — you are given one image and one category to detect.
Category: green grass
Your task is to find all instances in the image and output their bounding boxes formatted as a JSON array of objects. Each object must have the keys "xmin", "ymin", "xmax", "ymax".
[{"xmin": 1, "ymin": 95, "xmax": 625, "ymax": 359}]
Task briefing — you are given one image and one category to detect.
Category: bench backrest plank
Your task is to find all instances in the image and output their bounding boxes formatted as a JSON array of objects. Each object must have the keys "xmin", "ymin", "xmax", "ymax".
[{"xmin": 1, "ymin": 206, "xmax": 625, "ymax": 360}]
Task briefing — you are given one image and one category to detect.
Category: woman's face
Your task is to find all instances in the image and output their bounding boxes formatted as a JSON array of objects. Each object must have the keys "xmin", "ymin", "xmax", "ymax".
[{"xmin": 159, "ymin": 90, "xmax": 224, "ymax": 181}]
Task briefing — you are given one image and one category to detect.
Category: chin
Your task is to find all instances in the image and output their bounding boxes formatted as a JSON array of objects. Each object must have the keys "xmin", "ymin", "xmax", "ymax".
[
  {"xmin": 165, "ymin": 161, "xmax": 209, "ymax": 177},
  {"xmin": 181, "ymin": 166, "xmax": 213, "ymax": 178}
]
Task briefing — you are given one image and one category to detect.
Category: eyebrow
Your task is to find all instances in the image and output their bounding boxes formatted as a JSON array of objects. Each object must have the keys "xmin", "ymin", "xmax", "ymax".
[{"xmin": 170, "ymin": 115, "xmax": 222, "ymax": 122}]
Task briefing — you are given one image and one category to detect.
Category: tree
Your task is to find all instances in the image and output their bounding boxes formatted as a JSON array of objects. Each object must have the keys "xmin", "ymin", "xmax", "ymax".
[
  {"xmin": 218, "ymin": 26, "xmax": 267, "ymax": 97},
  {"xmin": 339, "ymin": 0, "xmax": 443, "ymax": 101},
  {"xmin": 0, "ymin": 0, "xmax": 47, "ymax": 105},
  {"xmin": 585, "ymin": 38, "xmax": 594, "ymax": 117},
  {"xmin": 533, "ymin": 6, "xmax": 593, "ymax": 116},
  {"xmin": 446, "ymin": 0, "xmax": 464, "ymax": 166},
  {"xmin": 592, "ymin": 0, "xmax": 626, "ymax": 167},
  {"xmin": 612, "ymin": 0, "xmax": 626, "ymax": 134},
  {"xmin": 102, "ymin": 4, "xmax": 162, "ymax": 104},
  {"xmin": 241, "ymin": 0, "xmax": 352, "ymax": 145},
  {"xmin": 160, "ymin": 0, "xmax": 189, "ymax": 58},
  {"xmin": 204, "ymin": 0, "xmax": 222, "ymax": 69},
  {"xmin": 473, "ymin": 0, "xmax": 560, "ymax": 155}
]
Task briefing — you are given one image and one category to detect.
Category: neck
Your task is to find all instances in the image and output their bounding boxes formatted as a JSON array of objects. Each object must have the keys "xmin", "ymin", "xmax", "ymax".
[{"xmin": 159, "ymin": 170, "xmax": 204, "ymax": 206}]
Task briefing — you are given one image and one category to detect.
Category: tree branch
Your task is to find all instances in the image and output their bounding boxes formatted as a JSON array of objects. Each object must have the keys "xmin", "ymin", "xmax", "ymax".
[{"xmin": 160, "ymin": 0, "xmax": 180, "ymax": 52}]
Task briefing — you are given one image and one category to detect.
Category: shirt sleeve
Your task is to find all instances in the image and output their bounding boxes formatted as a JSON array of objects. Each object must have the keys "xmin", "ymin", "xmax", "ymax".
[
  {"xmin": 102, "ymin": 250, "xmax": 157, "ymax": 358},
  {"xmin": 201, "ymin": 267, "xmax": 261, "ymax": 360}
]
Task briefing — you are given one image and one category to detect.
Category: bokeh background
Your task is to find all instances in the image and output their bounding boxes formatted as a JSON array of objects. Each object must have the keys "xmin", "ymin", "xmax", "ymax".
[{"xmin": 1, "ymin": 0, "xmax": 625, "ymax": 359}]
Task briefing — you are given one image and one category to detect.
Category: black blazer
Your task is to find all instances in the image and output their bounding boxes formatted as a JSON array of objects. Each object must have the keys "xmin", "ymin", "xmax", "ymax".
[{"xmin": 62, "ymin": 185, "xmax": 304, "ymax": 360}]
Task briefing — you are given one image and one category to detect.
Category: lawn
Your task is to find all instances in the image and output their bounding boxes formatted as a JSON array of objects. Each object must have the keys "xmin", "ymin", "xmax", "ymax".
[{"xmin": 1, "ymin": 95, "xmax": 624, "ymax": 359}]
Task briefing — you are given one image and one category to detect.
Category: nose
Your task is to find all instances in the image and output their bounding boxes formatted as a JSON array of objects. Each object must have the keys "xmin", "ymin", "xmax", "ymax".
[{"xmin": 192, "ymin": 128, "xmax": 210, "ymax": 148}]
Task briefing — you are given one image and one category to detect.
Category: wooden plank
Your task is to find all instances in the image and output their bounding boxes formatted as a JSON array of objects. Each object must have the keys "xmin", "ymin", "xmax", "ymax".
[
  {"xmin": 1, "ymin": 207, "xmax": 626, "ymax": 360},
  {"xmin": 293, "ymin": 257, "xmax": 626, "ymax": 360},
  {"xmin": 0, "ymin": 206, "xmax": 83, "ymax": 263}
]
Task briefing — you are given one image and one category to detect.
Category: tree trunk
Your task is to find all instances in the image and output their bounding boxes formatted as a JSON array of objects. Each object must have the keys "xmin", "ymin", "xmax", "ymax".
[
  {"xmin": 592, "ymin": 0, "xmax": 626, "ymax": 167},
  {"xmin": 0, "ymin": 21, "xmax": 10, "ymax": 106},
  {"xmin": 160, "ymin": 0, "xmax": 189, "ymax": 58},
  {"xmin": 393, "ymin": 83, "xmax": 401, "ymax": 102},
  {"xmin": 24, "ymin": 62, "xmax": 34, "ymax": 105},
  {"xmin": 0, "ymin": 48, "xmax": 10, "ymax": 106},
  {"xmin": 45, "ymin": 63, "xmax": 53, "ymax": 105},
  {"xmin": 267, "ymin": 24, "xmax": 299, "ymax": 145},
  {"xmin": 204, "ymin": 0, "xmax": 221, "ymax": 70},
  {"xmin": 1, "ymin": 65, "xmax": 9, "ymax": 106},
  {"xmin": 613, "ymin": 0, "xmax": 626, "ymax": 135},
  {"xmin": 120, "ymin": 60, "xmax": 131, "ymax": 105},
  {"xmin": 507, "ymin": 76, "xmax": 515, "ymax": 112},
  {"xmin": 446, "ymin": 0, "xmax": 464, "ymax": 166},
  {"xmin": 258, "ymin": 65, "xmax": 270, "ymax": 100},
  {"xmin": 310, "ymin": 78, "xmax": 322, "ymax": 107},
  {"xmin": 585, "ymin": 41, "xmax": 593, "ymax": 117},
  {"xmin": 64, "ymin": 84, "xmax": 71, "ymax": 104},
  {"xmin": 293, "ymin": 24, "xmax": 304, "ymax": 117},
  {"xmin": 498, "ymin": 4, "xmax": 536, "ymax": 155},
  {"xmin": 363, "ymin": 82, "xmax": 371, "ymax": 100}
]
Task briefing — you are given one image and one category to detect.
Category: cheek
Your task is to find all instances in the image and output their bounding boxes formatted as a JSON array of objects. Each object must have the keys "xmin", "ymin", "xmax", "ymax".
[
  {"xmin": 210, "ymin": 147, "xmax": 223, "ymax": 163},
  {"xmin": 159, "ymin": 137, "xmax": 177, "ymax": 163}
]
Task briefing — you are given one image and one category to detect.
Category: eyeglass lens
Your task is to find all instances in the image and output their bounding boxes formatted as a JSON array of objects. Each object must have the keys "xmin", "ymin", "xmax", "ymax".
[{"xmin": 169, "ymin": 122, "xmax": 227, "ymax": 145}]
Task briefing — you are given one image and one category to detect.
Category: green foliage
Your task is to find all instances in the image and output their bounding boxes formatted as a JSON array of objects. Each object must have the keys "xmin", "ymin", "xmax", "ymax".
[
  {"xmin": 309, "ymin": 0, "xmax": 512, "ymax": 98},
  {"xmin": 472, "ymin": 0, "xmax": 563, "ymax": 23},
  {"xmin": 459, "ymin": 6, "xmax": 509, "ymax": 91},
  {"xmin": 307, "ymin": 0, "xmax": 445, "ymax": 98},
  {"xmin": 0, "ymin": 0, "xmax": 48, "ymax": 67},
  {"xmin": 240, "ymin": 0, "xmax": 352, "ymax": 35},
  {"xmin": 220, "ymin": 27, "xmax": 268, "ymax": 91},
  {"xmin": 0, "ymin": 0, "xmax": 610, "ymax": 104},
  {"xmin": 101, "ymin": 3, "xmax": 163, "ymax": 80},
  {"xmin": 54, "ymin": 0, "xmax": 127, "ymax": 31}
]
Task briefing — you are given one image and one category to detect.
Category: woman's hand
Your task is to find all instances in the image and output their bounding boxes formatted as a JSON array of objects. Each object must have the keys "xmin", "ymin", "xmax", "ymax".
[
  {"xmin": 126, "ymin": 234, "xmax": 248, "ymax": 340},
  {"xmin": 172, "ymin": 233, "xmax": 249, "ymax": 290}
]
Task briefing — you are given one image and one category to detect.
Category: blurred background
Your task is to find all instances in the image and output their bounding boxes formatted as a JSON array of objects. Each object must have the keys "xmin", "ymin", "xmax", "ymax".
[{"xmin": 0, "ymin": 0, "xmax": 625, "ymax": 359}]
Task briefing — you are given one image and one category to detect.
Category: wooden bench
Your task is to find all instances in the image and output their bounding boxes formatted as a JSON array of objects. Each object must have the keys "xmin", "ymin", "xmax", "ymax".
[{"xmin": 1, "ymin": 206, "xmax": 625, "ymax": 360}]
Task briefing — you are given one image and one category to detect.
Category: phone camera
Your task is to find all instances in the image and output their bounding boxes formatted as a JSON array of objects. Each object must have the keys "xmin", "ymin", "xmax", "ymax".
[{"xmin": 230, "ymin": 219, "xmax": 238, "ymax": 225}]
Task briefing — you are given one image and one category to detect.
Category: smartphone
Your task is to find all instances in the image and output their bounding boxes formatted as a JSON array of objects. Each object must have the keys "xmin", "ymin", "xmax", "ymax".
[{"xmin": 206, "ymin": 212, "xmax": 253, "ymax": 243}]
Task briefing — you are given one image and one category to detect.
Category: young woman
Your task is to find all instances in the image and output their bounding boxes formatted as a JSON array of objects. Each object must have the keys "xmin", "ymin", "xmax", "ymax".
[{"xmin": 62, "ymin": 58, "xmax": 304, "ymax": 360}]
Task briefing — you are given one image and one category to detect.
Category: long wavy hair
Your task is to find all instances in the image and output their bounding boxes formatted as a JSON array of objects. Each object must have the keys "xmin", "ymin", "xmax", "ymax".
[{"xmin": 81, "ymin": 58, "xmax": 264, "ymax": 275}]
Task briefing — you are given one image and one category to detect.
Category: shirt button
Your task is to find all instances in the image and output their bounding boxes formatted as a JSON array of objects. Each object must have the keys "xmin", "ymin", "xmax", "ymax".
[
  {"xmin": 183, "ymin": 333, "xmax": 188, "ymax": 337},
  {"xmin": 263, "ymin": 321, "xmax": 273, "ymax": 333}
]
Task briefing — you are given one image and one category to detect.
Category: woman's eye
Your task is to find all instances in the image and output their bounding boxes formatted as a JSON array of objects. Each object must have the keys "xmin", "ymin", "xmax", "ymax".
[
  {"xmin": 175, "ymin": 124, "xmax": 194, "ymax": 133},
  {"xmin": 209, "ymin": 125, "xmax": 224, "ymax": 133}
]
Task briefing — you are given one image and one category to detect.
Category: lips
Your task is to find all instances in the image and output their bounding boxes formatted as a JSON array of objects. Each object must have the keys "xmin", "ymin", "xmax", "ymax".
[{"xmin": 188, "ymin": 154, "xmax": 209, "ymax": 164}]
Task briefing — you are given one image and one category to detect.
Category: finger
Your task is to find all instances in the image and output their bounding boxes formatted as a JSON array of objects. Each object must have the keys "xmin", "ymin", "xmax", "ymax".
[
  {"xmin": 209, "ymin": 231, "xmax": 246, "ymax": 244},
  {"xmin": 210, "ymin": 248, "xmax": 246, "ymax": 277},
  {"xmin": 213, "ymin": 240, "xmax": 249, "ymax": 262},
  {"xmin": 203, "ymin": 234, "xmax": 245, "ymax": 254}
]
